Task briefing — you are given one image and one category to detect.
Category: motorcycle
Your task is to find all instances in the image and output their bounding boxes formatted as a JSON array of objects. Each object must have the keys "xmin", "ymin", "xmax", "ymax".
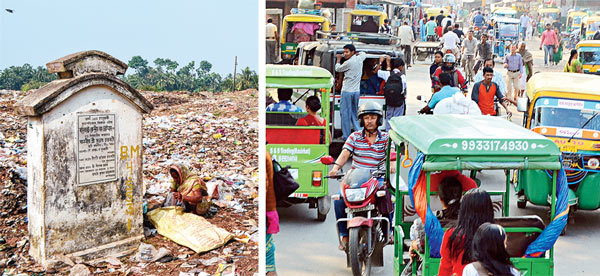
[{"xmin": 321, "ymin": 156, "xmax": 393, "ymax": 276}]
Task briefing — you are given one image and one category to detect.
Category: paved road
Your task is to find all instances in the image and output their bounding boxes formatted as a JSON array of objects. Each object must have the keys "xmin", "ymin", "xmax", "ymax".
[{"xmin": 273, "ymin": 37, "xmax": 600, "ymax": 276}]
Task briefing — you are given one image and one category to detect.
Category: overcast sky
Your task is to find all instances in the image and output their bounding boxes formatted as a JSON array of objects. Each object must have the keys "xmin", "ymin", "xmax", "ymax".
[{"xmin": 0, "ymin": 0, "xmax": 258, "ymax": 75}]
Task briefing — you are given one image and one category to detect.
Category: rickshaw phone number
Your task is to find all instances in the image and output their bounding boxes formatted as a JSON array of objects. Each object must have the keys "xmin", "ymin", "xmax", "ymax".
[{"xmin": 461, "ymin": 140, "xmax": 529, "ymax": 151}]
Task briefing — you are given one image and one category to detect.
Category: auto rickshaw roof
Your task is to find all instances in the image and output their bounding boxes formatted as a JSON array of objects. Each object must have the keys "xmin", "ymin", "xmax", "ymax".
[
  {"xmin": 583, "ymin": 16, "xmax": 600, "ymax": 23},
  {"xmin": 266, "ymin": 65, "xmax": 334, "ymax": 89},
  {"xmin": 493, "ymin": 17, "xmax": 520, "ymax": 24},
  {"xmin": 539, "ymin": 8, "xmax": 561, "ymax": 13},
  {"xmin": 569, "ymin": 11, "xmax": 588, "ymax": 17},
  {"xmin": 283, "ymin": 14, "xmax": 330, "ymax": 23},
  {"xmin": 350, "ymin": 10, "xmax": 387, "ymax": 16},
  {"xmin": 388, "ymin": 115, "xmax": 561, "ymax": 171},
  {"xmin": 526, "ymin": 72, "xmax": 600, "ymax": 99},
  {"xmin": 576, "ymin": 40, "xmax": 600, "ymax": 48}
]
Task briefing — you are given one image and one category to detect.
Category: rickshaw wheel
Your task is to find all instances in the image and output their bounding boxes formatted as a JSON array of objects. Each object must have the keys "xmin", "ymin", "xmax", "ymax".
[
  {"xmin": 517, "ymin": 199, "xmax": 527, "ymax": 209},
  {"xmin": 316, "ymin": 196, "xmax": 330, "ymax": 222},
  {"xmin": 349, "ymin": 227, "xmax": 372, "ymax": 276}
]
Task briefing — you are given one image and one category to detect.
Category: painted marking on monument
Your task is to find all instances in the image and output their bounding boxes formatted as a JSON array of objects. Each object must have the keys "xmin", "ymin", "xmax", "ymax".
[
  {"xmin": 76, "ymin": 114, "xmax": 117, "ymax": 185},
  {"xmin": 121, "ymin": 145, "xmax": 140, "ymax": 232}
]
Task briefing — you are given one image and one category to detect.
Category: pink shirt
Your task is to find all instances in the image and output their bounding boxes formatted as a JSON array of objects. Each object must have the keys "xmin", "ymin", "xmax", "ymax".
[{"xmin": 540, "ymin": 30, "xmax": 558, "ymax": 46}]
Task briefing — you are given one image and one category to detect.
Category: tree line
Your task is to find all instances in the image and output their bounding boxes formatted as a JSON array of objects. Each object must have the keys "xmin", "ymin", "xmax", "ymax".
[{"xmin": 0, "ymin": 56, "xmax": 257, "ymax": 93}]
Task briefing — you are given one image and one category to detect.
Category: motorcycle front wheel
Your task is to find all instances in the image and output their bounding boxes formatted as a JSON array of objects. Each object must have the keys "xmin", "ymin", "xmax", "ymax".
[{"xmin": 349, "ymin": 227, "xmax": 372, "ymax": 276}]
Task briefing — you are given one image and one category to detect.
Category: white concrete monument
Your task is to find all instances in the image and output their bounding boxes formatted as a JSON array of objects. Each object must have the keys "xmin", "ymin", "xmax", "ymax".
[{"xmin": 15, "ymin": 50, "xmax": 153, "ymax": 265}]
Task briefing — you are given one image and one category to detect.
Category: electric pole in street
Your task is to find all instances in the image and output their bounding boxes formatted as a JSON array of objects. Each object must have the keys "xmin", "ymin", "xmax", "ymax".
[{"xmin": 233, "ymin": 56, "xmax": 238, "ymax": 92}]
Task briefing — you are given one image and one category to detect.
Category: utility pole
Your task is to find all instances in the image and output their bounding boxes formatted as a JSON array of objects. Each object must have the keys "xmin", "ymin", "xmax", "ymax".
[{"xmin": 233, "ymin": 56, "xmax": 238, "ymax": 92}]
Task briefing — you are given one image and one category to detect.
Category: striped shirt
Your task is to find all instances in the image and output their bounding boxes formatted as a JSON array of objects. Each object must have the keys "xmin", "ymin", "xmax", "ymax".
[
  {"xmin": 266, "ymin": 100, "xmax": 303, "ymax": 112},
  {"xmin": 343, "ymin": 130, "xmax": 389, "ymax": 170}
]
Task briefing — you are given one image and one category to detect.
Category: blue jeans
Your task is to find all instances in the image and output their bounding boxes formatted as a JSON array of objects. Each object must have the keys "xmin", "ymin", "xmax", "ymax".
[
  {"xmin": 385, "ymin": 104, "xmax": 405, "ymax": 132},
  {"xmin": 334, "ymin": 179, "xmax": 394, "ymax": 237},
  {"xmin": 521, "ymin": 27, "xmax": 527, "ymax": 40},
  {"xmin": 544, "ymin": 45, "xmax": 554, "ymax": 65},
  {"xmin": 341, "ymin": 91, "xmax": 360, "ymax": 140}
]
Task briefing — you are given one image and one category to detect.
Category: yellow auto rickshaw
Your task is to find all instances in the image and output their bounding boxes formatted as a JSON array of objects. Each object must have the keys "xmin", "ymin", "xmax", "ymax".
[
  {"xmin": 516, "ymin": 72, "xmax": 600, "ymax": 222},
  {"xmin": 567, "ymin": 11, "xmax": 588, "ymax": 32},
  {"xmin": 347, "ymin": 8, "xmax": 387, "ymax": 33},
  {"xmin": 425, "ymin": 7, "xmax": 449, "ymax": 19},
  {"xmin": 280, "ymin": 11, "xmax": 331, "ymax": 63},
  {"xmin": 576, "ymin": 40, "xmax": 600, "ymax": 74},
  {"xmin": 581, "ymin": 16, "xmax": 600, "ymax": 40}
]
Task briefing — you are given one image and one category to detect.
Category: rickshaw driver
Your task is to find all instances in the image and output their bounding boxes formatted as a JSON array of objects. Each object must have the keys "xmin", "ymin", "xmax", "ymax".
[{"xmin": 328, "ymin": 102, "xmax": 396, "ymax": 250}]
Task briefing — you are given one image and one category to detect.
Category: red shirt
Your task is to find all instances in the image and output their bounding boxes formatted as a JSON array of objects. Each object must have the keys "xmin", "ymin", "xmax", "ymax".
[
  {"xmin": 429, "ymin": 170, "xmax": 477, "ymax": 192},
  {"xmin": 439, "ymin": 228, "xmax": 467, "ymax": 276},
  {"xmin": 296, "ymin": 115, "xmax": 325, "ymax": 126},
  {"xmin": 433, "ymin": 67, "xmax": 467, "ymax": 92}
]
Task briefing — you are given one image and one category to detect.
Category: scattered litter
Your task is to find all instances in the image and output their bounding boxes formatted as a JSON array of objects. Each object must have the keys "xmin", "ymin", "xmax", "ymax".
[
  {"xmin": 132, "ymin": 243, "xmax": 172, "ymax": 263},
  {"xmin": 68, "ymin": 264, "xmax": 90, "ymax": 276},
  {"xmin": 147, "ymin": 207, "xmax": 233, "ymax": 253}
]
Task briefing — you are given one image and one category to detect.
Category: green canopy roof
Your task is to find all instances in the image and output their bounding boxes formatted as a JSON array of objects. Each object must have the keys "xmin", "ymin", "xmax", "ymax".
[
  {"xmin": 389, "ymin": 115, "xmax": 562, "ymax": 171},
  {"xmin": 266, "ymin": 65, "xmax": 334, "ymax": 89}
]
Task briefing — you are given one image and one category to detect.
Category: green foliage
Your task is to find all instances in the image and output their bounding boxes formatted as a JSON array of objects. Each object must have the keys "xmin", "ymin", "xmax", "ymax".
[
  {"xmin": 0, "ymin": 57, "xmax": 257, "ymax": 93},
  {"xmin": 123, "ymin": 56, "xmax": 257, "ymax": 93},
  {"xmin": 0, "ymin": 64, "xmax": 56, "ymax": 90}
]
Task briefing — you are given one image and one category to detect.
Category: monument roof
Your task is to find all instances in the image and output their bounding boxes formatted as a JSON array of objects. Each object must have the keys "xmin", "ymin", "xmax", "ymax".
[{"xmin": 15, "ymin": 73, "xmax": 154, "ymax": 116}]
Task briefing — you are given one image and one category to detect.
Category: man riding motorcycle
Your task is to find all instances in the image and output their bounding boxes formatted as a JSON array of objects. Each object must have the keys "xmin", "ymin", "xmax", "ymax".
[
  {"xmin": 432, "ymin": 53, "xmax": 467, "ymax": 92},
  {"xmin": 329, "ymin": 102, "xmax": 394, "ymax": 251}
]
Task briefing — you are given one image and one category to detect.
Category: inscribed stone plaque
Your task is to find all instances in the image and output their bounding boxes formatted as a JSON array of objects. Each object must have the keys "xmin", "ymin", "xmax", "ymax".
[{"xmin": 77, "ymin": 114, "xmax": 117, "ymax": 185}]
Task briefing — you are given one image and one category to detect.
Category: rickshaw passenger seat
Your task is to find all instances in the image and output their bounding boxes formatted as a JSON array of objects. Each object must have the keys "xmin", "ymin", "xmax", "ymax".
[
  {"xmin": 266, "ymin": 113, "xmax": 302, "ymax": 126},
  {"xmin": 495, "ymin": 215, "xmax": 545, "ymax": 257},
  {"xmin": 266, "ymin": 128, "xmax": 322, "ymax": 144}
]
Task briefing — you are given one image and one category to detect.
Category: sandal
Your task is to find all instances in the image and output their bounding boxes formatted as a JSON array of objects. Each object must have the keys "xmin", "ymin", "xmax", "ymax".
[{"xmin": 339, "ymin": 236, "xmax": 349, "ymax": 251}]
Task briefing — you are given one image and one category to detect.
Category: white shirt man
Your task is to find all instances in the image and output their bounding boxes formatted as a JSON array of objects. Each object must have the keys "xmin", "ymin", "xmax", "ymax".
[
  {"xmin": 441, "ymin": 16, "xmax": 453, "ymax": 29},
  {"xmin": 441, "ymin": 29, "xmax": 460, "ymax": 51}
]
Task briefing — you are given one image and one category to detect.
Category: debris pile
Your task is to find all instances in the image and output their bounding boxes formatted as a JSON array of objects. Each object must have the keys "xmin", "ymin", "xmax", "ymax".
[{"xmin": 0, "ymin": 89, "xmax": 259, "ymax": 275}]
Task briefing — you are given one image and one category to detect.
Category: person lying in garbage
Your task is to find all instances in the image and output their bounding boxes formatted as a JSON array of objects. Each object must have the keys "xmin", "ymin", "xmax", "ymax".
[{"xmin": 164, "ymin": 163, "xmax": 211, "ymax": 215}]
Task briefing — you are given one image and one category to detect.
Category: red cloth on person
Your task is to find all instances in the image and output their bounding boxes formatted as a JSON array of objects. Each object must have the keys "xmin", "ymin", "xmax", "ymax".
[
  {"xmin": 429, "ymin": 170, "xmax": 477, "ymax": 192},
  {"xmin": 439, "ymin": 228, "xmax": 468, "ymax": 276},
  {"xmin": 296, "ymin": 115, "xmax": 326, "ymax": 126}
]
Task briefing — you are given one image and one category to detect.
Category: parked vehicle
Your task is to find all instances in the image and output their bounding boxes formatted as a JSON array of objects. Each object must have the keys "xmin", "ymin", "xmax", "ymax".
[
  {"xmin": 580, "ymin": 15, "xmax": 600, "ymax": 40},
  {"xmin": 348, "ymin": 4, "xmax": 388, "ymax": 34},
  {"xmin": 567, "ymin": 11, "xmax": 588, "ymax": 33},
  {"xmin": 516, "ymin": 72, "xmax": 600, "ymax": 224},
  {"xmin": 490, "ymin": 16, "xmax": 520, "ymax": 60},
  {"xmin": 294, "ymin": 34, "xmax": 406, "ymax": 144},
  {"xmin": 266, "ymin": 65, "xmax": 334, "ymax": 220},
  {"xmin": 576, "ymin": 40, "xmax": 600, "ymax": 74},
  {"xmin": 280, "ymin": 9, "xmax": 331, "ymax": 63}
]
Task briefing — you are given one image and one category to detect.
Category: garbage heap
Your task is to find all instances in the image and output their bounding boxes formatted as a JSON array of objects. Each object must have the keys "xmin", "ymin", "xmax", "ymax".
[{"xmin": 0, "ymin": 89, "xmax": 259, "ymax": 276}]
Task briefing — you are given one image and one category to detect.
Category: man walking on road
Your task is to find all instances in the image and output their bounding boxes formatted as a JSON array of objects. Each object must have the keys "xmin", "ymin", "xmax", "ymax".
[
  {"xmin": 518, "ymin": 42, "xmax": 534, "ymax": 81},
  {"xmin": 504, "ymin": 45, "xmax": 523, "ymax": 102},
  {"xmin": 375, "ymin": 56, "xmax": 406, "ymax": 130},
  {"xmin": 398, "ymin": 21, "xmax": 414, "ymax": 67},
  {"xmin": 462, "ymin": 30, "xmax": 478, "ymax": 82},
  {"xmin": 266, "ymin": 18, "xmax": 278, "ymax": 64},
  {"xmin": 436, "ymin": 11, "xmax": 446, "ymax": 27},
  {"xmin": 540, "ymin": 23, "xmax": 558, "ymax": 67},
  {"xmin": 335, "ymin": 44, "xmax": 366, "ymax": 140},
  {"xmin": 472, "ymin": 67, "xmax": 512, "ymax": 116},
  {"xmin": 425, "ymin": 16, "xmax": 438, "ymax": 41},
  {"xmin": 520, "ymin": 12, "xmax": 531, "ymax": 40}
]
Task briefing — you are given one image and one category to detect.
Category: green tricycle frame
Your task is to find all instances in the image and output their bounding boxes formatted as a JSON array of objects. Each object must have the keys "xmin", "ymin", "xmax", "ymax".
[
  {"xmin": 266, "ymin": 65, "xmax": 334, "ymax": 221},
  {"xmin": 386, "ymin": 115, "xmax": 563, "ymax": 276}
]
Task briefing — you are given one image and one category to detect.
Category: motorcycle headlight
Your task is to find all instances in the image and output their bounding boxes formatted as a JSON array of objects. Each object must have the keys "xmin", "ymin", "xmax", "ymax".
[{"xmin": 345, "ymin": 188, "xmax": 367, "ymax": 202}]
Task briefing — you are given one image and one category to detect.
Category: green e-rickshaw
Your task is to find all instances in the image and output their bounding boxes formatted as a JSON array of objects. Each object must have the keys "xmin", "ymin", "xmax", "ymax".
[
  {"xmin": 386, "ymin": 115, "xmax": 566, "ymax": 276},
  {"xmin": 266, "ymin": 65, "xmax": 333, "ymax": 221}
]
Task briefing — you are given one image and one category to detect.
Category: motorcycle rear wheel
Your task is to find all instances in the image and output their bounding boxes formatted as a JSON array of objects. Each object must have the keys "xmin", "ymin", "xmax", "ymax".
[{"xmin": 349, "ymin": 227, "xmax": 372, "ymax": 276}]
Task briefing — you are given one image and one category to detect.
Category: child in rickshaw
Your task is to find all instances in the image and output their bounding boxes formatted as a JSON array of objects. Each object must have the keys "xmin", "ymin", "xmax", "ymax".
[
  {"xmin": 463, "ymin": 223, "xmax": 521, "ymax": 276},
  {"xmin": 402, "ymin": 176, "xmax": 464, "ymax": 276},
  {"xmin": 439, "ymin": 188, "xmax": 494, "ymax": 276}
]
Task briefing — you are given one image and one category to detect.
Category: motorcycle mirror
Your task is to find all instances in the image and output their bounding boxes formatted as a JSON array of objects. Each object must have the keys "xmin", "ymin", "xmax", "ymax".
[
  {"xmin": 320, "ymin": 156, "xmax": 334, "ymax": 165},
  {"xmin": 390, "ymin": 152, "xmax": 397, "ymax": 161}
]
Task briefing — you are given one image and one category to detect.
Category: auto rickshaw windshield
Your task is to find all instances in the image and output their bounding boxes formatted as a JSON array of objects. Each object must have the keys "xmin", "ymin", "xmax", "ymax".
[
  {"xmin": 344, "ymin": 168, "xmax": 373, "ymax": 189},
  {"xmin": 532, "ymin": 106, "xmax": 600, "ymax": 131},
  {"xmin": 579, "ymin": 49, "xmax": 600, "ymax": 64},
  {"xmin": 499, "ymin": 23, "xmax": 519, "ymax": 37},
  {"xmin": 589, "ymin": 22, "xmax": 600, "ymax": 31},
  {"xmin": 573, "ymin": 16, "xmax": 584, "ymax": 25}
]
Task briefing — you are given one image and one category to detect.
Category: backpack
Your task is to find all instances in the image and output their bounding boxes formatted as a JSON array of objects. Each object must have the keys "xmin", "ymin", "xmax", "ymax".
[{"xmin": 382, "ymin": 71, "xmax": 405, "ymax": 107}]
